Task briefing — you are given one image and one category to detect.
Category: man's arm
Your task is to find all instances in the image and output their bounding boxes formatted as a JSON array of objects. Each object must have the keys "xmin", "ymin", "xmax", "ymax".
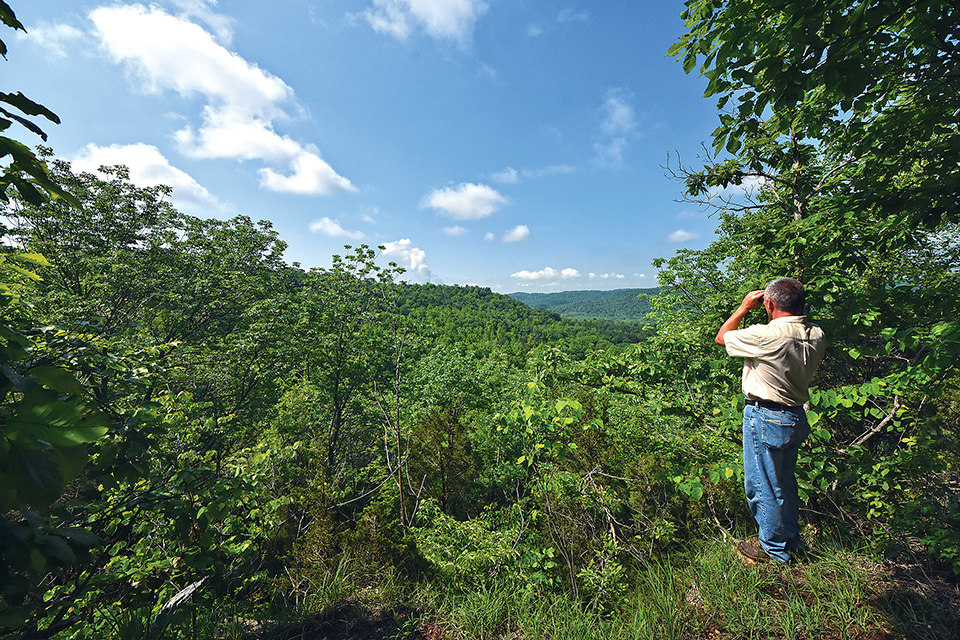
[{"xmin": 715, "ymin": 290, "xmax": 765, "ymax": 346}]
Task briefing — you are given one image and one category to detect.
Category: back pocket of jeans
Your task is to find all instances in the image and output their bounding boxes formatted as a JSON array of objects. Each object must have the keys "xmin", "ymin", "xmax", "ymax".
[{"xmin": 759, "ymin": 411, "xmax": 799, "ymax": 449}]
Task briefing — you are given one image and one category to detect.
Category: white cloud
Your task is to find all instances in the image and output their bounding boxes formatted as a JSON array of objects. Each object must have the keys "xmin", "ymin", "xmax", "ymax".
[
  {"xmin": 668, "ymin": 228, "xmax": 700, "ymax": 243},
  {"xmin": 258, "ymin": 149, "xmax": 355, "ymax": 195},
  {"xmin": 593, "ymin": 138, "xmax": 627, "ymax": 167},
  {"xmin": 503, "ymin": 224, "xmax": 530, "ymax": 243},
  {"xmin": 90, "ymin": 4, "xmax": 354, "ymax": 196},
  {"xmin": 71, "ymin": 143, "xmax": 229, "ymax": 216},
  {"xmin": 557, "ymin": 8, "xmax": 589, "ymax": 23},
  {"xmin": 383, "ymin": 238, "xmax": 428, "ymax": 273},
  {"xmin": 484, "ymin": 232, "xmax": 495, "ymax": 241},
  {"xmin": 491, "ymin": 164, "xmax": 574, "ymax": 185},
  {"xmin": 527, "ymin": 7, "xmax": 586, "ymax": 38},
  {"xmin": 593, "ymin": 137, "xmax": 627, "ymax": 166},
  {"xmin": 524, "ymin": 164, "xmax": 575, "ymax": 179},
  {"xmin": 594, "ymin": 87, "xmax": 637, "ymax": 168},
  {"xmin": 91, "ymin": 6, "xmax": 288, "ymax": 115},
  {"xmin": 478, "ymin": 62, "xmax": 497, "ymax": 81},
  {"xmin": 707, "ymin": 174, "xmax": 766, "ymax": 198},
  {"xmin": 443, "ymin": 225, "xmax": 468, "ymax": 236},
  {"xmin": 363, "ymin": 0, "xmax": 488, "ymax": 44},
  {"xmin": 309, "ymin": 217, "xmax": 365, "ymax": 239},
  {"xmin": 362, "ymin": 1, "xmax": 411, "ymax": 40},
  {"xmin": 170, "ymin": 0, "xmax": 235, "ymax": 44},
  {"xmin": 601, "ymin": 88, "xmax": 636, "ymax": 136},
  {"xmin": 511, "ymin": 267, "xmax": 580, "ymax": 281},
  {"xmin": 539, "ymin": 124, "xmax": 563, "ymax": 140},
  {"xmin": 17, "ymin": 21, "xmax": 86, "ymax": 59},
  {"xmin": 492, "ymin": 167, "xmax": 519, "ymax": 184},
  {"xmin": 589, "ymin": 272, "xmax": 625, "ymax": 280},
  {"xmin": 421, "ymin": 182, "xmax": 508, "ymax": 220}
]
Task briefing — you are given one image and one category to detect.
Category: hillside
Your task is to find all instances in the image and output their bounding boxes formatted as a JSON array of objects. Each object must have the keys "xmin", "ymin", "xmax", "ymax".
[
  {"xmin": 399, "ymin": 283, "xmax": 644, "ymax": 360},
  {"xmin": 507, "ymin": 287, "xmax": 659, "ymax": 321}
]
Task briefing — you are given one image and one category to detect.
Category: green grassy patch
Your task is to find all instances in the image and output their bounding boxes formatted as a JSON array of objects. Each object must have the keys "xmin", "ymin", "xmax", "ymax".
[{"xmin": 211, "ymin": 538, "xmax": 960, "ymax": 640}]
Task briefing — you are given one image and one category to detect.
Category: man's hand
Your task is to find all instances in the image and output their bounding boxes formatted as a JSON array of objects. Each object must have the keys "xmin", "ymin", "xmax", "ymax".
[
  {"xmin": 740, "ymin": 289, "xmax": 765, "ymax": 310},
  {"xmin": 715, "ymin": 289, "xmax": 766, "ymax": 345}
]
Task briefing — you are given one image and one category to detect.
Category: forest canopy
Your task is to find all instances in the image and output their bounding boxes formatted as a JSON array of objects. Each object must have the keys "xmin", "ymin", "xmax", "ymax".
[{"xmin": 506, "ymin": 288, "xmax": 657, "ymax": 323}]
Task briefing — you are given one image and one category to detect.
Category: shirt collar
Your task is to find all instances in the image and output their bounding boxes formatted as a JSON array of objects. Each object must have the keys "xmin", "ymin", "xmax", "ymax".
[{"xmin": 769, "ymin": 315, "xmax": 807, "ymax": 325}]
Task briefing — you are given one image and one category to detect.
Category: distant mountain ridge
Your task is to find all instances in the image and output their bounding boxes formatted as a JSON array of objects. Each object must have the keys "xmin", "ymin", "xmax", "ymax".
[{"xmin": 507, "ymin": 288, "xmax": 659, "ymax": 322}]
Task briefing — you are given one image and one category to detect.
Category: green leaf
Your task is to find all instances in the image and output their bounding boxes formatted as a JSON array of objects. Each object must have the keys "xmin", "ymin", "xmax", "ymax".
[
  {"xmin": 4, "ymin": 393, "xmax": 109, "ymax": 447},
  {"xmin": 0, "ymin": 1, "xmax": 24, "ymax": 32},
  {"xmin": 59, "ymin": 527, "xmax": 102, "ymax": 548},
  {"xmin": 0, "ymin": 439, "xmax": 89, "ymax": 509},
  {"xmin": 36, "ymin": 534, "xmax": 77, "ymax": 564},
  {"xmin": 29, "ymin": 365, "xmax": 85, "ymax": 396},
  {"xmin": 13, "ymin": 252, "xmax": 50, "ymax": 267},
  {"xmin": 0, "ymin": 91, "xmax": 61, "ymax": 124}
]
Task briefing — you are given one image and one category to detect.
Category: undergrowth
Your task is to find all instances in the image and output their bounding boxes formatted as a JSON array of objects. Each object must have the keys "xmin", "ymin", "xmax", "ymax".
[{"xmin": 143, "ymin": 538, "xmax": 959, "ymax": 640}]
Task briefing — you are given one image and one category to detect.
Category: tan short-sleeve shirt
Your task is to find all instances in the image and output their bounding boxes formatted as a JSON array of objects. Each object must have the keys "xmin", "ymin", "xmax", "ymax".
[{"xmin": 724, "ymin": 316, "xmax": 826, "ymax": 406}]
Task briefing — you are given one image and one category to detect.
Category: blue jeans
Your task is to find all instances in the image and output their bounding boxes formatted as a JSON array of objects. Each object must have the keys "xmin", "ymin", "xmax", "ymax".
[{"xmin": 742, "ymin": 403, "xmax": 810, "ymax": 563}]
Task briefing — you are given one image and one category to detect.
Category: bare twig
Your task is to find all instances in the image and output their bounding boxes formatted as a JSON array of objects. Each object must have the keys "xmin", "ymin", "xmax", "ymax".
[{"xmin": 848, "ymin": 396, "xmax": 901, "ymax": 448}]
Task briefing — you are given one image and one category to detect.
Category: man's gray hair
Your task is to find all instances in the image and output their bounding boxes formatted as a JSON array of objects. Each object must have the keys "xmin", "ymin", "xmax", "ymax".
[{"xmin": 765, "ymin": 277, "xmax": 805, "ymax": 315}]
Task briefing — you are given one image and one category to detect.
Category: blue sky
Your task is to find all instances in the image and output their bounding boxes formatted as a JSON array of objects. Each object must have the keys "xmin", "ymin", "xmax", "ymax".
[{"xmin": 5, "ymin": 0, "xmax": 730, "ymax": 292}]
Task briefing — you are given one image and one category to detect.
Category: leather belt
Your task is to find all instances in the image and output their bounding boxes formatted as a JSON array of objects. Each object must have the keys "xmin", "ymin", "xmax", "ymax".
[{"xmin": 744, "ymin": 397, "xmax": 801, "ymax": 411}]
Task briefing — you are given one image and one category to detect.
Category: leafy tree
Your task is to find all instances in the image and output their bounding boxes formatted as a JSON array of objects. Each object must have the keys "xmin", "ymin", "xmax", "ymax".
[
  {"xmin": 0, "ymin": 255, "xmax": 110, "ymax": 631},
  {"xmin": 399, "ymin": 283, "xmax": 643, "ymax": 362},
  {"xmin": 5, "ymin": 157, "xmax": 291, "ymax": 429},
  {"xmin": 5, "ymin": 157, "xmax": 184, "ymax": 338},
  {"xmin": 0, "ymin": 4, "xmax": 116, "ymax": 632},
  {"xmin": 257, "ymin": 245, "xmax": 415, "ymax": 588},
  {"xmin": 0, "ymin": 2, "xmax": 76, "ymax": 209},
  {"xmin": 406, "ymin": 344, "xmax": 512, "ymax": 519},
  {"xmin": 668, "ymin": 0, "xmax": 959, "ymax": 282},
  {"xmin": 58, "ymin": 393, "xmax": 292, "ymax": 638},
  {"xmin": 508, "ymin": 288, "xmax": 657, "ymax": 322},
  {"xmin": 282, "ymin": 246, "xmax": 406, "ymax": 480},
  {"xmin": 661, "ymin": 0, "xmax": 960, "ymax": 567}
]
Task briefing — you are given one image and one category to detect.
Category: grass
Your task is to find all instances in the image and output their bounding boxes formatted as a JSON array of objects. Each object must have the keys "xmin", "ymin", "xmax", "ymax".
[
  {"xmin": 687, "ymin": 539, "xmax": 888, "ymax": 639},
  {"xmin": 146, "ymin": 538, "xmax": 959, "ymax": 639},
  {"xmin": 425, "ymin": 538, "xmax": 959, "ymax": 640}
]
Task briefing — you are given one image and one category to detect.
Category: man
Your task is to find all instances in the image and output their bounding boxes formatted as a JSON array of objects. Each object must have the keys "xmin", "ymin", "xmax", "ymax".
[{"xmin": 715, "ymin": 278, "xmax": 826, "ymax": 564}]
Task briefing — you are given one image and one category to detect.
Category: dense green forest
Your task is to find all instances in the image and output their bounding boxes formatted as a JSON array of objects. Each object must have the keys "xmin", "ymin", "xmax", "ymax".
[
  {"xmin": 400, "ymin": 284, "xmax": 644, "ymax": 361},
  {"xmin": 506, "ymin": 289, "xmax": 657, "ymax": 322},
  {"xmin": 2, "ymin": 1, "xmax": 960, "ymax": 638}
]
